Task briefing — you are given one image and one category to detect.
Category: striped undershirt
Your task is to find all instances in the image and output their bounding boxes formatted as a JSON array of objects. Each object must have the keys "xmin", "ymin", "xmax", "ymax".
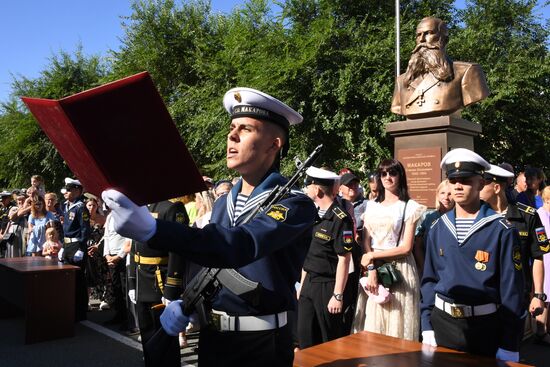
[
  {"xmin": 455, "ymin": 218, "xmax": 475, "ymax": 243},
  {"xmin": 233, "ymin": 193, "xmax": 249, "ymax": 220},
  {"xmin": 318, "ymin": 208, "xmax": 327, "ymax": 218}
]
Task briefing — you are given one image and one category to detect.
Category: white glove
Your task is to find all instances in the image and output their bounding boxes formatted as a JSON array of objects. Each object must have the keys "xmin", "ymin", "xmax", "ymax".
[
  {"xmin": 73, "ymin": 249, "xmax": 84, "ymax": 262},
  {"xmin": 58, "ymin": 248, "xmax": 64, "ymax": 262},
  {"xmin": 496, "ymin": 348, "xmax": 519, "ymax": 362},
  {"xmin": 161, "ymin": 297, "xmax": 172, "ymax": 306},
  {"xmin": 101, "ymin": 189, "xmax": 157, "ymax": 242},
  {"xmin": 160, "ymin": 300, "xmax": 189, "ymax": 336},
  {"xmin": 128, "ymin": 289, "xmax": 136, "ymax": 305},
  {"xmin": 421, "ymin": 330, "xmax": 437, "ymax": 347}
]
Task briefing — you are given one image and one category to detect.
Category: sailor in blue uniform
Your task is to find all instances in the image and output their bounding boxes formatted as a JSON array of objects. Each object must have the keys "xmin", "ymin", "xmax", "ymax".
[
  {"xmin": 420, "ymin": 148, "xmax": 525, "ymax": 363},
  {"xmin": 102, "ymin": 87, "xmax": 317, "ymax": 367},
  {"xmin": 59, "ymin": 177, "xmax": 91, "ymax": 321}
]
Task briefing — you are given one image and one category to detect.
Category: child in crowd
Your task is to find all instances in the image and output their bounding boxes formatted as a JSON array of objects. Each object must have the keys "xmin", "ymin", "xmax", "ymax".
[
  {"xmin": 31, "ymin": 174, "xmax": 46, "ymax": 197},
  {"xmin": 42, "ymin": 226, "xmax": 62, "ymax": 259}
]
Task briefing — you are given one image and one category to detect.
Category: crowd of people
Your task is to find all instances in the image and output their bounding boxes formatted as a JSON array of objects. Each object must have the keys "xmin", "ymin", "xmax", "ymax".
[{"xmin": 0, "ymin": 90, "xmax": 548, "ymax": 366}]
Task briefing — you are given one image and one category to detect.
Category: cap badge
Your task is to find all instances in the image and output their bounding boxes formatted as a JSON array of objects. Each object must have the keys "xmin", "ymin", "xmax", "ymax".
[
  {"xmin": 454, "ymin": 161, "xmax": 461, "ymax": 168},
  {"xmin": 234, "ymin": 92, "xmax": 242, "ymax": 103}
]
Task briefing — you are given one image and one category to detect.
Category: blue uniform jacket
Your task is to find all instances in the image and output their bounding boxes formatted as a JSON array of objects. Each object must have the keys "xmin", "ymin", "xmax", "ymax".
[
  {"xmin": 420, "ymin": 202, "xmax": 525, "ymax": 351},
  {"xmin": 62, "ymin": 198, "xmax": 90, "ymax": 246},
  {"xmin": 148, "ymin": 171, "xmax": 317, "ymax": 315}
]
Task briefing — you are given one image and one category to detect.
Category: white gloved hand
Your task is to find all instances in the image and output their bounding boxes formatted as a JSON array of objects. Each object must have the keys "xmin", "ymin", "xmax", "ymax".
[
  {"xmin": 73, "ymin": 249, "xmax": 84, "ymax": 262},
  {"xmin": 160, "ymin": 300, "xmax": 189, "ymax": 336},
  {"xmin": 58, "ymin": 248, "xmax": 64, "ymax": 262},
  {"xmin": 496, "ymin": 348, "xmax": 519, "ymax": 362},
  {"xmin": 102, "ymin": 189, "xmax": 157, "ymax": 242},
  {"xmin": 421, "ymin": 330, "xmax": 437, "ymax": 347},
  {"xmin": 128, "ymin": 289, "xmax": 136, "ymax": 305},
  {"xmin": 161, "ymin": 297, "xmax": 172, "ymax": 306}
]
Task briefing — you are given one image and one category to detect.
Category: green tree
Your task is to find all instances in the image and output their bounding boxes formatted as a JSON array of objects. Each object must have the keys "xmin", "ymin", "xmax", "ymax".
[
  {"xmin": 449, "ymin": 0, "xmax": 550, "ymax": 170},
  {"xmin": 0, "ymin": 48, "xmax": 107, "ymax": 190}
]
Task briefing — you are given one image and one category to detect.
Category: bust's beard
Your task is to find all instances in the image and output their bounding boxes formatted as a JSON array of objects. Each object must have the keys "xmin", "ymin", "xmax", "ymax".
[{"xmin": 403, "ymin": 44, "xmax": 454, "ymax": 87}]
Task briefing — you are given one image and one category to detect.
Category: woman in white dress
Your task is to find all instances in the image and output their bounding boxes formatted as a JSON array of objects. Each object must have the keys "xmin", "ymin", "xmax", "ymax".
[{"xmin": 353, "ymin": 158, "xmax": 425, "ymax": 341}]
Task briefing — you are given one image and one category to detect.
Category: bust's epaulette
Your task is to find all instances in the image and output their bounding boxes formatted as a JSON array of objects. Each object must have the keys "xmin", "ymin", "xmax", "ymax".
[
  {"xmin": 516, "ymin": 202, "xmax": 536, "ymax": 216},
  {"xmin": 332, "ymin": 206, "xmax": 347, "ymax": 220}
]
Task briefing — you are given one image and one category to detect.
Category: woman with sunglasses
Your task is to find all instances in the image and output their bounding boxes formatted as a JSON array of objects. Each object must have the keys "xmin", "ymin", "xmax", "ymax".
[
  {"xmin": 353, "ymin": 158, "xmax": 426, "ymax": 341},
  {"xmin": 26, "ymin": 195, "xmax": 56, "ymax": 256}
]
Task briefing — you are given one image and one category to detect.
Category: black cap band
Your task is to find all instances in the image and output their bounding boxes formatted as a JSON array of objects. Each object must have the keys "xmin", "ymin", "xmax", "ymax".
[
  {"xmin": 483, "ymin": 173, "xmax": 508, "ymax": 183},
  {"xmin": 445, "ymin": 162, "xmax": 485, "ymax": 178},
  {"xmin": 232, "ymin": 105, "xmax": 290, "ymax": 132},
  {"xmin": 304, "ymin": 175, "xmax": 337, "ymax": 187}
]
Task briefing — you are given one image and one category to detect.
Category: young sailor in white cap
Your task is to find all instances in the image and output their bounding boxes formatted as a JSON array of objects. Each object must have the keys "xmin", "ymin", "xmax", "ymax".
[
  {"xmin": 102, "ymin": 87, "xmax": 317, "ymax": 367},
  {"xmin": 297, "ymin": 167, "xmax": 355, "ymax": 348},
  {"xmin": 60, "ymin": 177, "xmax": 90, "ymax": 321},
  {"xmin": 480, "ymin": 164, "xmax": 549, "ymax": 344},
  {"xmin": 420, "ymin": 148, "xmax": 525, "ymax": 362}
]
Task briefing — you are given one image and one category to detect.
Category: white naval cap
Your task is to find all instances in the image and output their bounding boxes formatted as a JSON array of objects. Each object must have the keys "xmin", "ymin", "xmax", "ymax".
[
  {"xmin": 0, "ymin": 190, "xmax": 12, "ymax": 197},
  {"xmin": 484, "ymin": 164, "xmax": 514, "ymax": 182},
  {"xmin": 223, "ymin": 87, "xmax": 303, "ymax": 131},
  {"xmin": 64, "ymin": 177, "xmax": 82, "ymax": 187},
  {"xmin": 440, "ymin": 148, "xmax": 490, "ymax": 178},
  {"xmin": 304, "ymin": 166, "xmax": 340, "ymax": 186}
]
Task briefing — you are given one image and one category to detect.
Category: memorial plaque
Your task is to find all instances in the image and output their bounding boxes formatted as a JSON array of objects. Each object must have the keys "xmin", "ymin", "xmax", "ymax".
[{"xmin": 397, "ymin": 147, "xmax": 441, "ymax": 208}]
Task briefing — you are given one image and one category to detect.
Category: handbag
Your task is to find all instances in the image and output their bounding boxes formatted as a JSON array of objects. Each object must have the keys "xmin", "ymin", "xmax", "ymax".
[
  {"xmin": 376, "ymin": 262, "xmax": 402, "ymax": 288},
  {"xmin": 369, "ymin": 201, "xmax": 409, "ymax": 289}
]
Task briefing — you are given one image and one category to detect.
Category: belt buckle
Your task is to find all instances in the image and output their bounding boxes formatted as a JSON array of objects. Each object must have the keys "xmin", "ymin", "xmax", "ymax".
[
  {"xmin": 450, "ymin": 305, "xmax": 465, "ymax": 318},
  {"xmin": 210, "ymin": 312, "xmax": 222, "ymax": 331}
]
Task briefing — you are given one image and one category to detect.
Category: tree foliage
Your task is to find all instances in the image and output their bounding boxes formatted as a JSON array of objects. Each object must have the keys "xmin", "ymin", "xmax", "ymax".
[
  {"xmin": 0, "ymin": 48, "xmax": 107, "ymax": 189},
  {"xmin": 0, "ymin": 0, "xmax": 547, "ymax": 191}
]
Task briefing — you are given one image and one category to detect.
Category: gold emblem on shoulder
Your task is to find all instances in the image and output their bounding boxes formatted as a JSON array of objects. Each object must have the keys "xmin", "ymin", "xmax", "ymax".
[{"xmin": 266, "ymin": 204, "xmax": 289, "ymax": 222}]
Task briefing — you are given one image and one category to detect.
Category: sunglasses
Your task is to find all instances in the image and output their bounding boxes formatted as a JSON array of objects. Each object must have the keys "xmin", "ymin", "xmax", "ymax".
[{"xmin": 379, "ymin": 169, "xmax": 398, "ymax": 178}]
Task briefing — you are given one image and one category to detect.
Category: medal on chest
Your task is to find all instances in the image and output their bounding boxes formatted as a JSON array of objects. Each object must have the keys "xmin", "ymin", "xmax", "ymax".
[{"xmin": 474, "ymin": 250, "xmax": 489, "ymax": 271}]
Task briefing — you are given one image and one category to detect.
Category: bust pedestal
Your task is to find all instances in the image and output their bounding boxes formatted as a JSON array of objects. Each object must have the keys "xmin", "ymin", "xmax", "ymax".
[{"xmin": 385, "ymin": 115, "xmax": 482, "ymax": 207}]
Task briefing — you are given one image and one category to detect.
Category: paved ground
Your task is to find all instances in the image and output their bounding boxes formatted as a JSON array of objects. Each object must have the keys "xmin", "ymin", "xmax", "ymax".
[{"xmin": 1, "ymin": 302, "xmax": 549, "ymax": 366}]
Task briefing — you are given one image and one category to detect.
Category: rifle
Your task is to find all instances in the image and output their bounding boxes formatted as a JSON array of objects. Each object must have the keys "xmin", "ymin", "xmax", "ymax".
[{"xmin": 143, "ymin": 144, "xmax": 323, "ymax": 366}]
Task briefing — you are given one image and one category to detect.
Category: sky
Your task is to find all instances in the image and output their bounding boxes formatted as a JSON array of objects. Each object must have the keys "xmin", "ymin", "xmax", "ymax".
[{"xmin": 0, "ymin": 0, "xmax": 548, "ymax": 103}]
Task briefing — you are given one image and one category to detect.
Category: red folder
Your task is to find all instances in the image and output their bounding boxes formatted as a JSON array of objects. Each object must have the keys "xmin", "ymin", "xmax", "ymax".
[{"xmin": 21, "ymin": 72, "xmax": 206, "ymax": 205}]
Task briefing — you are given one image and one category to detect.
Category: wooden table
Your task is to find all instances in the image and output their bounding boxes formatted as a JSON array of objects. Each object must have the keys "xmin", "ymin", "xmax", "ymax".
[
  {"xmin": 0, "ymin": 257, "xmax": 79, "ymax": 344},
  {"xmin": 294, "ymin": 331, "xmax": 532, "ymax": 367}
]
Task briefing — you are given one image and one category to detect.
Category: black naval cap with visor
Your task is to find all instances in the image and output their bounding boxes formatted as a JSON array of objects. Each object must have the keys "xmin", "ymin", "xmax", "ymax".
[
  {"xmin": 223, "ymin": 87, "xmax": 303, "ymax": 159},
  {"xmin": 440, "ymin": 148, "xmax": 491, "ymax": 179}
]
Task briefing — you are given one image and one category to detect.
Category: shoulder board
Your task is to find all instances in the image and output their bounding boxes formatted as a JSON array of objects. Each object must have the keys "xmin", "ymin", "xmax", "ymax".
[
  {"xmin": 499, "ymin": 218, "xmax": 514, "ymax": 229},
  {"xmin": 516, "ymin": 202, "xmax": 536, "ymax": 215},
  {"xmin": 332, "ymin": 206, "xmax": 347, "ymax": 220}
]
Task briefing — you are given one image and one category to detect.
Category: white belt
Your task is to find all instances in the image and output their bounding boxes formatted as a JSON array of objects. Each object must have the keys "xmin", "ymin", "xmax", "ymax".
[
  {"xmin": 63, "ymin": 237, "xmax": 79, "ymax": 244},
  {"xmin": 435, "ymin": 294, "xmax": 498, "ymax": 318},
  {"xmin": 211, "ymin": 310, "xmax": 287, "ymax": 332}
]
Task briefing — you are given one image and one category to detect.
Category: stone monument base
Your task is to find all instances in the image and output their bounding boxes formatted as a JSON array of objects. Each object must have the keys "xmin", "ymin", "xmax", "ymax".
[{"xmin": 385, "ymin": 115, "xmax": 482, "ymax": 207}]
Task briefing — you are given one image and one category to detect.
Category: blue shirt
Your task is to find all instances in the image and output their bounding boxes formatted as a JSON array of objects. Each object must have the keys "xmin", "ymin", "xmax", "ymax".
[{"xmin": 27, "ymin": 211, "xmax": 56, "ymax": 253}]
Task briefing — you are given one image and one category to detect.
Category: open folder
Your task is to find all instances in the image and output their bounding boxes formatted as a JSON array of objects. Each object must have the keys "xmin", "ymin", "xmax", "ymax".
[{"xmin": 22, "ymin": 71, "xmax": 206, "ymax": 205}]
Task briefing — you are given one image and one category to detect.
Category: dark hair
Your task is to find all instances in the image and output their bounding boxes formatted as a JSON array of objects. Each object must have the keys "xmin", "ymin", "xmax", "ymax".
[{"xmin": 375, "ymin": 158, "xmax": 410, "ymax": 203}]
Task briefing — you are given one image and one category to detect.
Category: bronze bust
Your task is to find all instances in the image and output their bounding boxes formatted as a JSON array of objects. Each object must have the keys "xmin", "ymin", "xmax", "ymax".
[{"xmin": 391, "ymin": 17, "xmax": 490, "ymax": 119}]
